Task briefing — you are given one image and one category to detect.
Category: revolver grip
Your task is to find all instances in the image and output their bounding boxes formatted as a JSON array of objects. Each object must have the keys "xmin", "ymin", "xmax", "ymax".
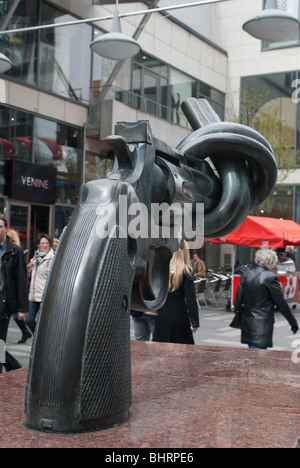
[{"xmin": 25, "ymin": 180, "xmax": 135, "ymax": 433}]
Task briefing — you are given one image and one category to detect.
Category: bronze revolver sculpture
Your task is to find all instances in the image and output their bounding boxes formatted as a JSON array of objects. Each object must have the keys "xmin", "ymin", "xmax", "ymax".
[{"xmin": 25, "ymin": 98, "xmax": 277, "ymax": 432}]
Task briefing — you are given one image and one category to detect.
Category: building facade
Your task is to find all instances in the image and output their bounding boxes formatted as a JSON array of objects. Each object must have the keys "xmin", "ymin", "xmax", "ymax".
[
  {"xmin": 0, "ymin": 0, "xmax": 299, "ymax": 264},
  {"xmin": 0, "ymin": 0, "xmax": 226, "ymax": 254}
]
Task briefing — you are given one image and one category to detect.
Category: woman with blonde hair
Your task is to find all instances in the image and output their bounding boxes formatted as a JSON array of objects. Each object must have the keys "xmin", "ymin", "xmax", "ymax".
[
  {"xmin": 7, "ymin": 229, "xmax": 21, "ymax": 246},
  {"xmin": 153, "ymin": 246, "xmax": 200, "ymax": 344}
]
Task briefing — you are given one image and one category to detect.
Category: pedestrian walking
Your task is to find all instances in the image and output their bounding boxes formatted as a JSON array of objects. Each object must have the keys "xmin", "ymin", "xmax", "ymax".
[
  {"xmin": 234, "ymin": 248, "xmax": 299, "ymax": 350},
  {"xmin": 26, "ymin": 233, "xmax": 54, "ymax": 334},
  {"xmin": 131, "ymin": 310, "xmax": 157, "ymax": 341},
  {"xmin": 153, "ymin": 247, "xmax": 199, "ymax": 344},
  {"xmin": 7, "ymin": 229, "xmax": 32, "ymax": 344},
  {"xmin": 0, "ymin": 215, "xmax": 29, "ymax": 373}
]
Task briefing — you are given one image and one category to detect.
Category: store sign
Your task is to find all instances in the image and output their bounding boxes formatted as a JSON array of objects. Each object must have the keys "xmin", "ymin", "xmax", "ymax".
[{"xmin": 8, "ymin": 161, "xmax": 56, "ymax": 204}]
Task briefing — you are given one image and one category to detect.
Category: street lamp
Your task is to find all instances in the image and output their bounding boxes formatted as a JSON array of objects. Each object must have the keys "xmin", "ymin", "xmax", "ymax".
[
  {"xmin": 90, "ymin": 6, "xmax": 141, "ymax": 60},
  {"xmin": 243, "ymin": 0, "xmax": 300, "ymax": 42}
]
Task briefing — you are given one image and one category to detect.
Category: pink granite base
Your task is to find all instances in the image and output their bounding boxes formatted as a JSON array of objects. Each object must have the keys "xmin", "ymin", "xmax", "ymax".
[{"xmin": 0, "ymin": 341, "xmax": 300, "ymax": 448}]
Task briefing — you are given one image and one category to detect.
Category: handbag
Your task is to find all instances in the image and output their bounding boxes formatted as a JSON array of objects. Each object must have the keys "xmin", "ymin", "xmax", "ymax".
[{"xmin": 230, "ymin": 312, "xmax": 242, "ymax": 329}]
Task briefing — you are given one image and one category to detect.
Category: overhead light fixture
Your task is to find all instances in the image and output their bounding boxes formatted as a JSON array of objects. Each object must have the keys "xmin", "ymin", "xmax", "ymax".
[
  {"xmin": 243, "ymin": 0, "xmax": 300, "ymax": 42},
  {"xmin": 0, "ymin": 53, "xmax": 12, "ymax": 73},
  {"xmin": 90, "ymin": 7, "xmax": 141, "ymax": 60}
]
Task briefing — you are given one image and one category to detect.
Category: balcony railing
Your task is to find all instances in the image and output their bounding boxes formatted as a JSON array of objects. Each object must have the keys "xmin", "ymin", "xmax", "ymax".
[{"xmin": 88, "ymin": 83, "xmax": 192, "ymax": 132}]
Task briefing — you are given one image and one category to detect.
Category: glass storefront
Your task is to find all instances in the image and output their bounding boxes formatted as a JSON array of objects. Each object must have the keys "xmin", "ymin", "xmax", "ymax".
[
  {"xmin": 34, "ymin": 117, "xmax": 80, "ymax": 205},
  {"xmin": 0, "ymin": 107, "xmax": 33, "ymax": 162},
  {"xmin": 0, "ymin": 104, "xmax": 83, "ymax": 240}
]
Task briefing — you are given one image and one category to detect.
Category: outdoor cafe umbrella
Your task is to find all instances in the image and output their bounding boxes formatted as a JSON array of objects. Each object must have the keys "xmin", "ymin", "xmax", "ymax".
[
  {"xmin": 206, "ymin": 216, "xmax": 300, "ymax": 308},
  {"xmin": 206, "ymin": 216, "xmax": 300, "ymax": 248}
]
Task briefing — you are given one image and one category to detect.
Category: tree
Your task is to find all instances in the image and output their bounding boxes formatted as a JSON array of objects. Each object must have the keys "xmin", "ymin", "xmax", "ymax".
[{"xmin": 229, "ymin": 88, "xmax": 297, "ymax": 216}]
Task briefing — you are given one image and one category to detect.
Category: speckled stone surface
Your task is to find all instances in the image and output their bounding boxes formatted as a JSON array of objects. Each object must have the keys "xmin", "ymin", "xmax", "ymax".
[{"xmin": 0, "ymin": 341, "xmax": 300, "ymax": 448}]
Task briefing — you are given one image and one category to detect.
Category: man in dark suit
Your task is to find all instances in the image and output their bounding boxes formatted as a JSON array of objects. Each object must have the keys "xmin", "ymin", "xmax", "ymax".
[{"xmin": 0, "ymin": 215, "xmax": 29, "ymax": 373}]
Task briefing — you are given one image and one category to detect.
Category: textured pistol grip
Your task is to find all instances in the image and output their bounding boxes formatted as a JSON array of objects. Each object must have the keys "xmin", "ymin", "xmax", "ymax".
[{"xmin": 25, "ymin": 180, "xmax": 135, "ymax": 433}]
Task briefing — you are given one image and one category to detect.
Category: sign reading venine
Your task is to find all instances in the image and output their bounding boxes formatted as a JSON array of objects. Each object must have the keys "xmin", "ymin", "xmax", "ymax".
[{"xmin": 8, "ymin": 161, "xmax": 57, "ymax": 204}]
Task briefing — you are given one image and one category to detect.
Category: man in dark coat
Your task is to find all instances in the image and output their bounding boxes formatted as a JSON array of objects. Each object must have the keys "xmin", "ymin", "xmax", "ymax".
[
  {"xmin": 0, "ymin": 215, "xmax": 29, "ymax": 372},
  {"xmin": 234, "ymin": 248, "xmax": 298, "ymax": 350}
]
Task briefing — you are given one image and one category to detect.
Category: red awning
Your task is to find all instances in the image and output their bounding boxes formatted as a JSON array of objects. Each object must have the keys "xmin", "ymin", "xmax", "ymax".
[{"xmin": 207, "ymin": 216, "xmax": 300, "ymax": 248}]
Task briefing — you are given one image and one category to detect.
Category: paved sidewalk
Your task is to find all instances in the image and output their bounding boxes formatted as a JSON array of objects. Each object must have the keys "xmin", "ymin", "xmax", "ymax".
[
  {"xmin": 195, "ymin": 302, "xmax": 300, "ymax": 352},
  {"xmin": 5, "ymin": 302, "xmax": 300, "ymax": 371}
]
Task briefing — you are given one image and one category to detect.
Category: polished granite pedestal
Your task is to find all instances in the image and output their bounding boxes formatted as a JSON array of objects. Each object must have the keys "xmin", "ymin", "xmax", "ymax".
[{"xmin": 0, "ymin": 341, "xmax": 300, "ymax": 448}]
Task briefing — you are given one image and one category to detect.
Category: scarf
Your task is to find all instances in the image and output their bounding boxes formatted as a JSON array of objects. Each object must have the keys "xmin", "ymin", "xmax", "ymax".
[{"xmin": 34, "ymin": 249, "xmax": 50, "ymax": 267}]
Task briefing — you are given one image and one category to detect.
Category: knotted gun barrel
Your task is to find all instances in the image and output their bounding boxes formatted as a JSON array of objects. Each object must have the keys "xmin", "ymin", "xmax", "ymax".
[
  {"xmin": 25, "ymin": 99, "xmax": 277, "ymax": 433},
  {"xmin": 179, "ymin": 98, "xmax": 276, "ymax": 237}
]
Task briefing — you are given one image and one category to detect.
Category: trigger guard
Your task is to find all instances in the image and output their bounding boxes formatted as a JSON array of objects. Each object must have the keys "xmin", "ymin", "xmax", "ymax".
[{"xmin": 131, "ymin": 246, "xmax": 172, "ymax": 313}]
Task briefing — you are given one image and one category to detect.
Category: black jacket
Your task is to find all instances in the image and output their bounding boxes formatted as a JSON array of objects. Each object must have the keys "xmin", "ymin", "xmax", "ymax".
[
  {"xmin": 153, "ymin": 275, "xmax": 199, "ymax": 345},
  {"xmin": 234, "ymin": 263, "xmax": 298, "ymax": 348},
  {"xmin": 1, "ymin": 238, "xmax": 29, "ymax": 315}
]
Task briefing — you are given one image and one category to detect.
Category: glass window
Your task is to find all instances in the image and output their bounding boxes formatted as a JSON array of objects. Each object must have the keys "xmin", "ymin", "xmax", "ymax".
[
  {"xmin": 85, "ymin": 152, "xmax": 114, "ymax": 183},
  {"xmin": 242, "ymin": 73, "xmax": 299, "ymax": 166},
  {"xmin": 169, "ymin": 70, "xmax": 195, "ymax": 125},
  {"xmin": 0, "ymin": 106, "xmax": 33, "ymax": 162},
  {"xmin": 113, "ymin": 60, "xmax": 132, "ymax": 106},
  {"xmin": 34, "ymin": 117, "xmax": 80, "ymax": 205},
  {"xmin": 0, "ymin": 1, "xmax": 93, "ymax": 104},
  {"xmin": 131, "ymin": 53, "xmax": 170, "ymax": 119},
  {"xmin": 250, "ymin": 97, "xmax": 296, "ymax": 169},
  {"xmin": 54, "ymin": 205, "xmax": 74, "ymax": 238},
  {"xmin": 132, "ymin": 62, "xmax": 143, "ymax": 111},
  {"xmin": 252, "ymin": 185, "xmax": 294, "ymax": 220},
  {"xmin": 0, "ymin": 0, "xmax": 38, "ymax": 85},
  {"xmin": 198, "ymin": 83, "xmax": 225, "ymax": 120},
  {"xmin": 128, "ymin": 52, "xmax": 225, "ymax": 127},
  {"xmin": 143, "ymin": 69, "xmax": 160, "ymax": 116},
  {"xmin": 39, "ymin": 2, "xmax": 92, "ymax": 104}
]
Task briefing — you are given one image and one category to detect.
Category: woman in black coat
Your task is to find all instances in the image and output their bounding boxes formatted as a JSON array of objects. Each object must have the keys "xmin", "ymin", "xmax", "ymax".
[
  {"xmin": 234, "ymin": 248, "xmax": 298, "ymax": 350},
  {"xmin": 153, "ymin": 248, "xmax": 199, "ymax": 345},
  {"xmin": 0, "ymin": 216, "xmax": 29, "ymax": 372}
]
